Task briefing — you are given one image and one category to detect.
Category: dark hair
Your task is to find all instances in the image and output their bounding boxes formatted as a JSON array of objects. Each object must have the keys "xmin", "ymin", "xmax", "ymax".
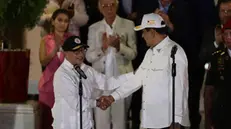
[
  {"xmin": 218, "ymin": 0, "xmax": 231, "ymax": 5},
  {"xmin": 49, "ymin": 9, "xmax": 70, "ymax": 33},
  {"xmin": 51, "ymin": 9, "xmax": 71, "ymax": 20}
]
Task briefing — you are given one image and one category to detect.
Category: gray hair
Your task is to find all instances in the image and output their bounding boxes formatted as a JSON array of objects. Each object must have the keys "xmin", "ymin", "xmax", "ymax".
[{"xmin": 98, "ymin": 0, "xmax": 119, "ymax": 7}]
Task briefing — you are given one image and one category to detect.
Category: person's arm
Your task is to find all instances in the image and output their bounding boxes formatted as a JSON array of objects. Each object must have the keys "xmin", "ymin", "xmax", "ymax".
[
  {"xmin": 62, "ymin": 0, "xmax": 89, "ymax": 27},
  {"xmin": 37, "ymin": 1, "xmax": 59, "ymax": 26},
  {"xmin": 39, "ymin": 38, "xmax": 57, "ymax": 66},
  {"xmin": 109, "ymin": 64, "xmax": 144, "ymax": 101},
  {"xmin": 88, "ymin": 66, "xmax": 135, "ymax": 91},
  {"xmin": 96, "ymin": 66, "xmax": 144, "ymax": 109},
  {"xmin": 118, "ymin": 21, "xmax": 137, "ymax": 60},
  {"xmin": 172, "ymin": 48, "xmax": 189, "ymax": 124},
  {"xmin": 86, "ymin": 25, "xmax": 105, "ymax": 63}
]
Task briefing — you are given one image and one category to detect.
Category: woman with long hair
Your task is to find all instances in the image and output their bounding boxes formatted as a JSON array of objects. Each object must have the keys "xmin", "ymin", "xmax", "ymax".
[{"xmin": 38, "ymin": 9, "xmax": 72, "ymax": 129}]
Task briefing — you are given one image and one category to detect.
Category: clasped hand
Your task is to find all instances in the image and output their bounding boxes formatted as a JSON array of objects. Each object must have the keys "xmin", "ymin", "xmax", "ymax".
[
  {"xmin": 102, "ymin": 32, "xmax": 120, "ymax": 52},
  {"xmin": 96, "ymin": 95, "xmax": 114, "ymax": 110}
]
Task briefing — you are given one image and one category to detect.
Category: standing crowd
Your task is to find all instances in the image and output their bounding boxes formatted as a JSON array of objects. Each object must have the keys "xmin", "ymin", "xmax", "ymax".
[{"xmin": 36, "ymin": 0, "xmax": 231, "ymax": 129}]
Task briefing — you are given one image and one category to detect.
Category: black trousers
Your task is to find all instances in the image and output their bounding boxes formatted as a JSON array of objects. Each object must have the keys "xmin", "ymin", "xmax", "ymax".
[
  {"xmin": 188, "ymin": 66, "xmax": 204, "ymax": 129},
  {"xmin": 131, "ymin": 88, "xmax": 142, "ymax": 129}
]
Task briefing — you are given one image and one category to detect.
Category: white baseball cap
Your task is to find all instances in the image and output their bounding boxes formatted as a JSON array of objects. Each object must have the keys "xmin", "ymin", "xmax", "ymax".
[{"xmin": 134, "ymin": 13, "xmax": 166, "ymax": 31}]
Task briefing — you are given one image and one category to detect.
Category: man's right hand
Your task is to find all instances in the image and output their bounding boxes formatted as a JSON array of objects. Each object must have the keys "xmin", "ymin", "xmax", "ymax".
[{"xmin": 97, "ymin": 95, "xmax": 115, "ymax": 110}]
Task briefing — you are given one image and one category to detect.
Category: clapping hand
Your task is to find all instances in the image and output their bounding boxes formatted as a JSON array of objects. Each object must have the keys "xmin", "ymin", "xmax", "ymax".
[
  {"xmin": 102, "ymin": 33, "xmax": 120, "ymax": 52},
  {"xmin": 96, "ymin": 95, "xmax": 115, "ymax": 110},
  {"xmin": 67, "ymin": 3, "xmax": 75, "ymax": 18}
]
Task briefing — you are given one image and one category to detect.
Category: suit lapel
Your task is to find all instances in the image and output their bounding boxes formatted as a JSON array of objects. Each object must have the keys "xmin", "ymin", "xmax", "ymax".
[{"xmin": 113, "ymin": 16, "xmax": 122, "ymax": 34}]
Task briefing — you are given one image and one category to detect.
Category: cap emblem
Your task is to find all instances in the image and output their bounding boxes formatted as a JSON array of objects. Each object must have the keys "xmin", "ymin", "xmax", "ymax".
[
  {"xmin": 75, "ymin": 38, "xmax": 81, "ymax": 44},
  {"xmin": 147, "ymin": 20, "xmax": 155, "ymax": 25}
]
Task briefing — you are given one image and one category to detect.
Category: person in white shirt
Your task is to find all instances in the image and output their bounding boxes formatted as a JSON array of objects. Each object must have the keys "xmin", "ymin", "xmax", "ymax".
[
  {"xmin": 52, "ymin": 36, "xmax": 133, "ymax": 129},
  {"xmin": 97, "ymin": 13, "xmax": 190, "ymax": 129},
  {"xmin": 86, "ymin": 0, "xmax": 137, "ymax": 129}
]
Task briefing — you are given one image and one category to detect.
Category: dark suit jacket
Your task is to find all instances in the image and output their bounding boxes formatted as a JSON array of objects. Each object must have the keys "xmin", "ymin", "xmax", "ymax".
[
  {"xmin": 199, "ymin": 25, "xmax": 225, "ymax": 65},
  {"xmin": 165, "ymin": 0, "xmax": 201, "ymax": 72}
]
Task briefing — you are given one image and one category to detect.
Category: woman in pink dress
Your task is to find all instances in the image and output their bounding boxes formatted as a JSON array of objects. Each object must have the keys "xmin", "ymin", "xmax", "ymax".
[{"xmin": 38, "ymin": 9, "xmax": 72, "ymax": 129}]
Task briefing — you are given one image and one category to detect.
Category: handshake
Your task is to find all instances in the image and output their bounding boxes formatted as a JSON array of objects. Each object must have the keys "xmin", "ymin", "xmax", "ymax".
[{"xmin": 96, "ymin": 95, "xmax": 115, "ymax": 110}]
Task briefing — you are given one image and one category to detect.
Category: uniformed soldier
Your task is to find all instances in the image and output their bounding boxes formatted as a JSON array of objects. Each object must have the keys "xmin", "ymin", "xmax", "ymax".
[{"xmin": 204, "ymin": 19, "xmax": 231, "ymax": 129}]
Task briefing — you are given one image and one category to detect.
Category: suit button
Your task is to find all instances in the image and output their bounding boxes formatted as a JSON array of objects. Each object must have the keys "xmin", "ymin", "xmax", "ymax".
[{"xmin": 103, "ymin": 61, "xmax": 105, "ymax": 64}]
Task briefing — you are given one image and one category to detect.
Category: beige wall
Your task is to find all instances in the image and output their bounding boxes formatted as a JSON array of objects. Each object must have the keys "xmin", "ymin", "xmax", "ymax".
[{"xmin": 24, "ymin": 26, "xmax": 42, "ymax": 81}]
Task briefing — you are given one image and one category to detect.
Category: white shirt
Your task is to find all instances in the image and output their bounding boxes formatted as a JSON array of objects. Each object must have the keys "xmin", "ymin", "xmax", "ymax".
[
  {"xmin": 102, "ymin": 17, "xmax": 117, "ymax": 37},
  {"xmin": 111, "ymin": 37, "xmax": 190, "ymax": 128},
  {"xmin": 52, "ymin": 59, "xmax": 133, "ymax": 129}
]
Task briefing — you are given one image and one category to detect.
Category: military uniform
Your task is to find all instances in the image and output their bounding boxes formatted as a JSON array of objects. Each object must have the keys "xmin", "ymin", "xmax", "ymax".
[{"xmin": 205, "ymin": 47, "xmax": 231, "ymax": 129}]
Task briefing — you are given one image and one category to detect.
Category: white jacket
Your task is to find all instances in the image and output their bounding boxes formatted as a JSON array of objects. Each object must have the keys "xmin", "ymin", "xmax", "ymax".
[
  {"xmin": 52, "ymin": 59, "xmax": 133, "ymax": 129},
  {"xmin": 86, "ymin": 16, "xmax": 137, "ymax": 75}
]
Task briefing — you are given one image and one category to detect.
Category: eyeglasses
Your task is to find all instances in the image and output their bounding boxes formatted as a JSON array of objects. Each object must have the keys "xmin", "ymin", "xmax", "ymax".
[
  {"xmin": 72, "ymin": 48, "xmax": 87, "ymax": 55},
  {"xmin": 101, "ymin": 3, "xmax": 116, "ymax": 9}
]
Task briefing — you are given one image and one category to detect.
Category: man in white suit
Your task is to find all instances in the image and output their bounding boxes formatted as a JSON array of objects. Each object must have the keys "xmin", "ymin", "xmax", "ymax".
[{"xmin": 85, "ymin": 0, "xmax": 137, "ymax": 129}]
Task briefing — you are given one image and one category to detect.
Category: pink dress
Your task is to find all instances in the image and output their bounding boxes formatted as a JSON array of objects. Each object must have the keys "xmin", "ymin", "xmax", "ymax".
[{"xmin": 38, "ymin": 33, "xmax": 71, "ymax": 108}]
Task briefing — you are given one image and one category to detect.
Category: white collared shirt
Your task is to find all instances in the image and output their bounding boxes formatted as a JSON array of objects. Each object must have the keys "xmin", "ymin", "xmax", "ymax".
[
  {"xmin": 52, "ymin": 59, "xmax": 133, "ymax": 129},
  {"xmin": 102, "ymin": 16, "xmax": 118, "ymax": 37},
  {"xmin": 111, "ymin": 36, "xmax": 190, "ymax": 128}
]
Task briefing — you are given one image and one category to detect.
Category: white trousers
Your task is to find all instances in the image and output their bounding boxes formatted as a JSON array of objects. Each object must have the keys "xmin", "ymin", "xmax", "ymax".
[{"xmin": 94, "ymin": 95, "xmax": 132, "ymax": 129}]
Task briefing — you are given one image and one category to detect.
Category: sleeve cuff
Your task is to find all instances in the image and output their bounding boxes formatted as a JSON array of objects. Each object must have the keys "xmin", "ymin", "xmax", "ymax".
[
  {"xmin": 175, "ymin": 115, "xmax": 182, "ymax": 124},
  {"xmin": 111, "ymin": 91, "xmax": 120, "ymax": 101},
  {"xmin": 90, "ymin": 99, "xmax": 96, "ymax": 108}
]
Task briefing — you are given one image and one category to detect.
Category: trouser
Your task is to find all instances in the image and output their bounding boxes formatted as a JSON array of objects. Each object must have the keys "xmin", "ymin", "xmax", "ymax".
[
  {"xmin": 188, "ymin": 66, "xmax": 204, "ymax": 129},
  {"xmin": 39, "ymin": 101, "xmax": 53, "ymax": 129},
  {"xmin": 131, "ymin": 88, "xmax": 142, "ymax": 129},
  {"xmin": 94, "ymin": 97, "xmax": 131, "ymax": 129}
]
